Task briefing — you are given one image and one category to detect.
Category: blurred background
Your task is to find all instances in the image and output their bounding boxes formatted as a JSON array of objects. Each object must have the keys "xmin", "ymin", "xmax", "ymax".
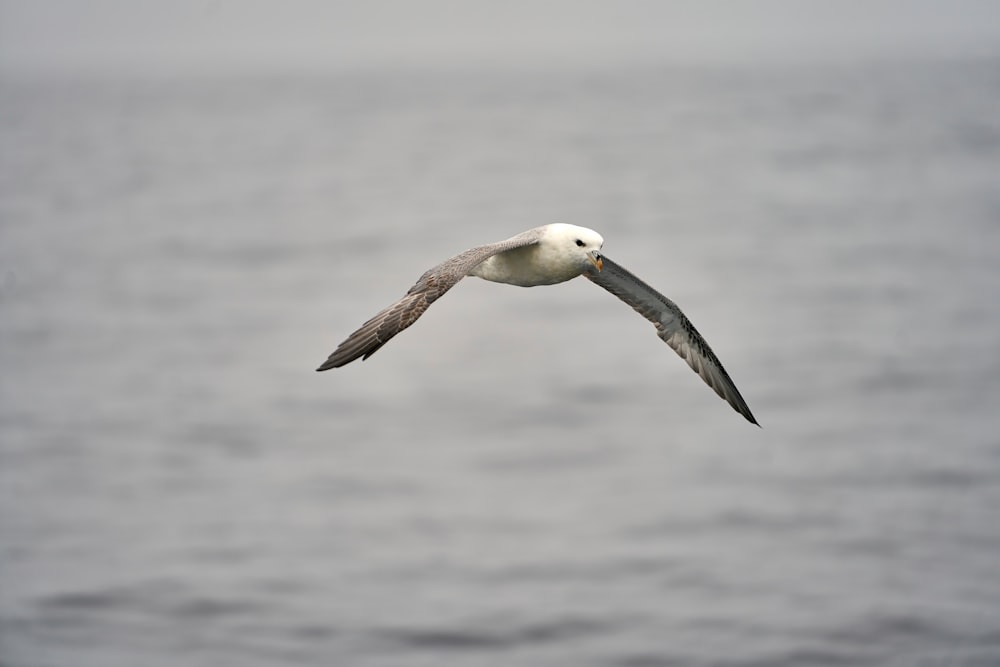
[{"xmin": 2, "ymin": 2, "xmax": 1000, "ymax": 666}]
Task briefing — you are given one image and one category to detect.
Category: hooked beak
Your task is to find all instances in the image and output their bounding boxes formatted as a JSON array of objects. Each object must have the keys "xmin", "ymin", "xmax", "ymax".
[{"xmin": 588, "ymin": 251, "xmax": 603, "ymax": 271}]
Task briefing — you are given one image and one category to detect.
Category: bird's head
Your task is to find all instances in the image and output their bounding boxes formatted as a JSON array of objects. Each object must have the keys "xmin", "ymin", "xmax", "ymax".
[{"xmin": 547, "ymin": 223, "xmax": 604, "ymax": 272}]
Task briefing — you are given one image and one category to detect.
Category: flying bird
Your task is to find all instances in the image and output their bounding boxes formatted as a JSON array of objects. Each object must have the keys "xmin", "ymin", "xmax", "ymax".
[{"xmin": 317, "ymin": 224, "xmax": 757, "ymax": 425}]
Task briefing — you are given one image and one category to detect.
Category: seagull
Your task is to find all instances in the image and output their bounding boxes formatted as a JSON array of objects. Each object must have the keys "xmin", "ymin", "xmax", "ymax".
[{"xmin": 317, "ymin": 224, "xmax": 758, "ymax": 425}]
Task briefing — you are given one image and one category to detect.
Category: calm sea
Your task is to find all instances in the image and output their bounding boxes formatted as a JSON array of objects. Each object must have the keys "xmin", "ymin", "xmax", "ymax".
[{"xmin": 2, "ymin": 59, "xmax": 1000, "ymax": 666}]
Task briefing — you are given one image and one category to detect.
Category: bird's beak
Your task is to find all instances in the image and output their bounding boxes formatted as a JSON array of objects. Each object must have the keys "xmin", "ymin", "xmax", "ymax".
[{"xmin": 588, "ymin": 251, "xmax": 603, "ymax": 271}]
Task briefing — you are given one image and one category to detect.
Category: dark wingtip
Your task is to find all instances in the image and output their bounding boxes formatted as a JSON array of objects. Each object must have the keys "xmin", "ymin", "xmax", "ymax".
[
  {"xmin": 740, "ymin": 406, "xmax": 760, "ymax": 427},
  {"xmin": 316, "ymin": 357, "xmax": 340, "ymax": 372},
  {"xmin": 316, "ymin": 346, "xmax": 372, "ymax": 371}
]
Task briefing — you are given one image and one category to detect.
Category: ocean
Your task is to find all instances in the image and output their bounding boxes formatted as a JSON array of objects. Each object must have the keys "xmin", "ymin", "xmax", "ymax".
[{"xmin": 2, "ymin": 59, "xmax": 1000, "ymax": 666}]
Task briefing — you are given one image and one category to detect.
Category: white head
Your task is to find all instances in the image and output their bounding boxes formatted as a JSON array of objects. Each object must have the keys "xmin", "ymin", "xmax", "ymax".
[{"xmin": 544, "ymin": 223, "xmax": 604, "ymax": 272}]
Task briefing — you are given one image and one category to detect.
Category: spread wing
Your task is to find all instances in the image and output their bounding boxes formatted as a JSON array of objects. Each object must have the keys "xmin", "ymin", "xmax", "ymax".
[
  {"xmin": 585, "ymin": 256, "xmax": 758, "ymax": 425},
  {"xmin": 317, "ymin": 230, "xmax": 543, "ymax": 370}
]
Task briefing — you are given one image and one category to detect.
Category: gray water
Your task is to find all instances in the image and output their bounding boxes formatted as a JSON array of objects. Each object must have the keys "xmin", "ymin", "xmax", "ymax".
[{"xmin": 2, "ymin": 60, "xmax": 1000, "ymax": 667}]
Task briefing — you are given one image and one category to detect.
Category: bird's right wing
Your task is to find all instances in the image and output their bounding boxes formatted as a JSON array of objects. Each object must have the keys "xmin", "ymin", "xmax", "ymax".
[
  {"xmin": 585, "ymin": 256, "xmax": 758, "ymax": 425},
  {"xmin": 317, "ymin": 229, "xmax": 543, "ymax": 370}
]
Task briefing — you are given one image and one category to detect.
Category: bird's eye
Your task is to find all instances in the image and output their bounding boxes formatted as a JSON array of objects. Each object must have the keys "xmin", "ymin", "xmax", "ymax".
[{"xmin": 575, "ymin": 239, "xmax": 585, "ymax": 247}]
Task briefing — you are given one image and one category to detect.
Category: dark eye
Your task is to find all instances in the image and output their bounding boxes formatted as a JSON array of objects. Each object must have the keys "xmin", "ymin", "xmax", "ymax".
[{"xmin": 575, "ymin": 239, "xmax": 585, "ymax": 247}]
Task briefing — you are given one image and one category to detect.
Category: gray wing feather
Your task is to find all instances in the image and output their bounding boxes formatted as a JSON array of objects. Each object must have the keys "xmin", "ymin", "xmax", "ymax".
[
  {"xmin": 585, "ymin": 256, "xmax": 758, "ymax": 425},
  {"xmin": 317, "ymin": 229, "xmax": 544, "ymax": 370}
]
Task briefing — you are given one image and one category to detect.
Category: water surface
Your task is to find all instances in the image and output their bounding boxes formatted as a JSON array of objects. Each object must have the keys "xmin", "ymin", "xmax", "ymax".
[{"xmin": 2, "ymin": 60, "xmax": 1000, "ymax": 666}]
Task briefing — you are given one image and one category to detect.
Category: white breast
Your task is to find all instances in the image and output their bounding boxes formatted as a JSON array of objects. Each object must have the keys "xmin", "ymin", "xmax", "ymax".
[{"xmin": 469, "ymin": 243, "xmax": 584, "ymax": 287}]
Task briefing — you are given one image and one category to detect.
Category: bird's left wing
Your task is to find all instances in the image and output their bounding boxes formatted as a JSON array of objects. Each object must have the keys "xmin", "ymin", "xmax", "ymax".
[
  {"xmin": 317, "ymin": 229, "xmax": 544, "ymax": 370},
  {"xmin": 585, "ymin": 256, "xmax": 758, "ymax": 425}
]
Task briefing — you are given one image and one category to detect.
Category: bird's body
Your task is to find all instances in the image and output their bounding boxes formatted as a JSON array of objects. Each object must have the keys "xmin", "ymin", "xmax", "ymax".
[
  {"xmin": 318, "ymin": 223, "xmax": 758, "ymax": 425},
  {"xmin": 468, "ymin": 223, "xmax": 602, "ymax": 286}
]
